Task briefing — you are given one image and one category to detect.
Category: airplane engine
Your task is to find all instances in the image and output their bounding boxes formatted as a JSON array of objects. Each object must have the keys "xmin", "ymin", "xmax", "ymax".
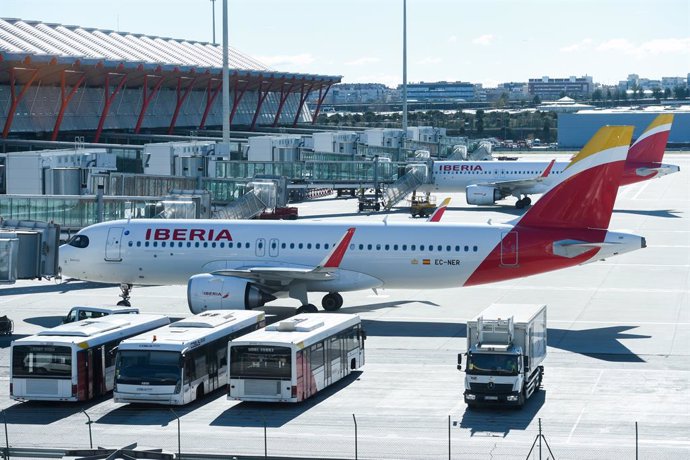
[
  {"xmin": 466, "ymin": 184, "xmax": 502, "ymax": 205},
  {"xmin": 187, "ymin": 274, "xmax": 276, "ymax": 313}
]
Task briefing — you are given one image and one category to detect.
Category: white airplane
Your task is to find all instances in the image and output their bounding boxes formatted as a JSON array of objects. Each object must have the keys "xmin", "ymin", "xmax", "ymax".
[
  {"xmin": 418, "ymin": 113, "xmax": 678, "ymax": 208},
  {"xmin": 60, "ymin": 126, "xmax": 645, "ymax": 314}
]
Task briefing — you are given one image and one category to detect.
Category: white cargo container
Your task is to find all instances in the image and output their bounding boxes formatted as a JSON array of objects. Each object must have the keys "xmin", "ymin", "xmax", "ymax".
[{"xmin": 459, "ymin": 304, "xmax": 547, "ymax": 408}]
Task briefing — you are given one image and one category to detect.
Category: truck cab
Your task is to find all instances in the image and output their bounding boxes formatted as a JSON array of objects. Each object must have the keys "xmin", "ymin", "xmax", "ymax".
[{"xmin": 459, "ymin": 304, "xmax": 546, "ymax": 409}]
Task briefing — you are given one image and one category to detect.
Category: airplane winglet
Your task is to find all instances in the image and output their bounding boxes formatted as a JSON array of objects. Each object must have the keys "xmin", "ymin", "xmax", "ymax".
[
  {"xmin": 539, "ymin": 159, "xmax": 556, "ymax": 178},
  {"xmin": 427, "ymin": 197, "xmax": 451, "ymax": 222},
  {"xmin": 320, "ymin": 227, "xmax": 356, "ymax": 268}
]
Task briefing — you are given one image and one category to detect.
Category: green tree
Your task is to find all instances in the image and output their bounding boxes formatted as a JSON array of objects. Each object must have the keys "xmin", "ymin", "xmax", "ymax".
[
  {"xmin": 591, "ymin": 89, "xmax": 603, "ymax": 105},
  {"xmin": 673, "ymin": 86, "xmax": 687, "ymax": 100},
  {"xmin": 542, "ymin": 118, "xmax": 552, "ymax": 143},
  {"xmin": 664, "ymin": 88, "xmax": 672, "ymax": 100},
  {"xmin": 652, "ymin": 88, "xmax": 662, "ymax": 103},
  {"xmin": 475, "ymin": 110, "xmax": 485, "ymax": 135},
  {"xmin": 532, "ymin": 95, "xmax": 542, "ymax": 105}
]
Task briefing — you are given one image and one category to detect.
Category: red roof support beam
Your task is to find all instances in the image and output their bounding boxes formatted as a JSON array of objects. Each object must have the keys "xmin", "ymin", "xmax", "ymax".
[
  {"xmin": 311, "ymin": 83, "xmax": 333, "ymax": 124},
  {"xmin": 168, "ymin": 74, "xmax": 199, "ymax": 134},
  {"xmin": 134, "ymin": 74, "xmax": 166, "ymax": 134},
  {"xmin": 51, "ymin": 70, "xmax": 86, "ymax": 141},
  {"xmin": 250, "ymin": 78, "xmax": 272, "ymax": 131},
  {"xmin": 198, "ymin": 78, "xmax": 222, "ymax": 130},
  {"xmin": 94, "ymin": 72, "xmax": 128, "ymax": 143},
  {"xmin": 229, "ymin": 78, "xmax": 250, "ymax": 126},
  {"xmin": 272, "ymin": 79, "xmax": 297, "ymax": 127},
  {"xmin": 292, "ymin": 80, "xmax": 315, "ymax": 128},
  {"xmin": 2, "ymin": 66, "xmax": 39, "ymax": 138}
]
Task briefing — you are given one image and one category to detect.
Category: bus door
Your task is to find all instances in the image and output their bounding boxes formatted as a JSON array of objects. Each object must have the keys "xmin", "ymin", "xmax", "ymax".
[
  {"xmin": 92, "ymin": 346, "xmax": 104, "ymax": 396},
  {"xmin": 104, "ymin": 227, "xmax": 124, "ymax": 261},
  {"xmin": 269, "ymin": 238, "xmax": 279, "ymax": 257},
  {"xmin": 255, "ymin": 238, "xmax": 266, "ymax": 257},
  {"xmin": 208, "ymin": 350, "xmax": 219, "ymax": 391},
  {"xmin": 500, "ymin": 231, "xmax": 519, "ymax": 266},
  {"xmin": 86, "ymin": 349, "xmax": 95, "ymax": 399}
]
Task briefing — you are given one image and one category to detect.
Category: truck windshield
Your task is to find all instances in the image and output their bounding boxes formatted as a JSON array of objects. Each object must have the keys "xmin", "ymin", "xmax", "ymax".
[
  {"xmin": 116, "ymin": 350, "xmax": 181, "ymax": 385},
  {"xmin": 466, "ymin": 353, "xmax": 518, "ymax": 376}
]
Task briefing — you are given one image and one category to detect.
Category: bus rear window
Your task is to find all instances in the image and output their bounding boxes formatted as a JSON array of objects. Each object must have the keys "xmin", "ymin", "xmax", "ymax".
[
  {"xmin": 230, "ymin": 346, "xmax": 291, "ymax": 379},
  {"xmin": 116, "ymin": 350, "xmax": 181, "ymax": 385},
  {"xmin": 12, "ymin": 345, "xmax": 72, "ymax": 378}
]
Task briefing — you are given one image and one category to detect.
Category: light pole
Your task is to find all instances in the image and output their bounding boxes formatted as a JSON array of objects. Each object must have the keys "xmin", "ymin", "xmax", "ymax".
[
  {"xmin": 211, "ymin": 0, "xmax": 217, "ymax": 44},
  {"xmin": 221, "ymin": 0, "xmax": 230, "ymax": 144},
  {"xmin": 402, "ymin": 0, "xmax": 408, "ymax": 132}
]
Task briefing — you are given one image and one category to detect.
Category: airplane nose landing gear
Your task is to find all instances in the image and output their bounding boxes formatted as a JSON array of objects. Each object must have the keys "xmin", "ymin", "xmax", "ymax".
[{"xmin": 117, "ymin": 283, "xmax": 132, "ymax": 307}]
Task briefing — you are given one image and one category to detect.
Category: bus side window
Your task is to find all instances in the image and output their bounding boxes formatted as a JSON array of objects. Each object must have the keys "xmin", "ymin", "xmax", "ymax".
[
  {"xmin": 310, "ymin": 343, "xmax": 324, "ymax": 369},
  {"xmin": 104, "ymin": 341, "xmax": 118, "ymax": 368}
]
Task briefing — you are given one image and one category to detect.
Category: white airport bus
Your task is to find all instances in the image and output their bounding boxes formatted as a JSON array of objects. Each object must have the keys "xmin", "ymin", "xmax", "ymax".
[
  {"xmin": 228, "ymin": 313, "xmax": 365, "ymax": 403},
  {"xmin": 114, "ymin": 310, "xmax": 265, "ymax": 405},
  {"xmin": 10, "ymin": 314, "xmax": 170, "ymax": 402}
]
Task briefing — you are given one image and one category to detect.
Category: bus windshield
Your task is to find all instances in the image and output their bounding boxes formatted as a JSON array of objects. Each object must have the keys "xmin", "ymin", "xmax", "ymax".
[
  {"xmin": 116, "ymin": 350, "xmax": 181, "ymax": 385},
  {"xmin": 230, "ymin": 345, "xmax": 291, "ymax": 379},
  {"xmin": 12, "ymin": 345, "xmax": 72, "ymax": 378},
  {"xmin": 466, "ymin": 353, "xmax": 519, "ymax": 376}
]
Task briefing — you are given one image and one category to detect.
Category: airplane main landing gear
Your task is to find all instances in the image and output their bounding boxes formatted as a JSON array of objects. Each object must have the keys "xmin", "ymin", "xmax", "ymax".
[
  {"xmin": 321, "ymin": 292, "xmax": 344, "ymax": 311},
  {"xmin": 515, "ymin": 196, "xmax": 532, "ymax": 209},
  {"xmin": 117, "ymin": 283, "xmax": 132, "ymax": 307},
  {"xmin": 297, "ymin": 304, "xmax": 319, "ymax": 314}
]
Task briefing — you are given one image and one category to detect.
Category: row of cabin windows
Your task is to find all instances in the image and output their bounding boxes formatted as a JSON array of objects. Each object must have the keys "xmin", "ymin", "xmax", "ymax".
[
  {"xmin": 128, "ymin": 240, "xmax": 479, "ymax": 253},
  {"xmin": 439, "ymin": 170, "xmax": 561, "ymax": 175}
]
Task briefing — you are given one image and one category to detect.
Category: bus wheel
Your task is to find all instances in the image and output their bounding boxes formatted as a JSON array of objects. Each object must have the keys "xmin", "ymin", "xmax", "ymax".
[
  {"xmin": 322, "ymin": 293, "xmax": 343, "ymax": 311},
  {"xmin": 196, "ymin": 384, "xmax": 204, "ymax": 400}
]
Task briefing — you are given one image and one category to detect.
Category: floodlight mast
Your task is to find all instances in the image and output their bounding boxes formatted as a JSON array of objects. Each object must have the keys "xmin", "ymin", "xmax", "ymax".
[
  {"xmin": 221, "ymin": 0, "xmax": 230, "ymax": 144},
  {"xmin": 402, "ymin": 0, "xmax": 408, "ymax": 132}
]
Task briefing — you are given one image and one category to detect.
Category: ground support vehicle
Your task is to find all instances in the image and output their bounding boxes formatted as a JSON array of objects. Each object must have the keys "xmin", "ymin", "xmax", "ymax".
[
  {"xmin": 459, "ymin": 304, "xmax": 546, "ymax": 409},
  {"xmin": 10, "ymin": 314, "xmax": 169, "ymax": 401},
  {"xmin": 114, "ymin": 310, "xmax": 265, "ymax": 405},
  {"xmin": 228, "ymin": 313, "xmax": 365, "ymax": 402},
  {"xmin": 257, "ymin": 207, "xmax": 299, "ymax": 220},
  {"xmin": 0, "ymin": 315, "xmax": 13, "ymax": 335},
  {"xmin": 409, "ymin": 193, "xmax": 437, "ymax": 218},
  {"xmin": 62, "ymin": 305, "xmax": 140, "ymax": 323}
]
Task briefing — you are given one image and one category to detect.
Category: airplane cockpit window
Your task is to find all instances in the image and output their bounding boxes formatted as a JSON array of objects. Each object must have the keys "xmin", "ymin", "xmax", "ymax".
[{"xmin": 67, "ymin": 235, "xmax": 89, "ymax": 248}]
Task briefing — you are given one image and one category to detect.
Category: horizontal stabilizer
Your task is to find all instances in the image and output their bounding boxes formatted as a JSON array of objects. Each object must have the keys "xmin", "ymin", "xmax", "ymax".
[{"xmin": 552, "ymin": 240, "xmax": 615, "ymax": 258}]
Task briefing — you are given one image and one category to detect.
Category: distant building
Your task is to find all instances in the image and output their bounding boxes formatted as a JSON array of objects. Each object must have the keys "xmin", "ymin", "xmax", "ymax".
[
  {"xmin": 485, "ymin": 82, "xmax": 528, "ymax": 101},
  {"xmin": 313, "ymin": 83, "xmax": 394, "ymax": 105},
  {"xmin": 527, "ymin": 76, "xmax": 593, "ymax": 100},
  {"xmin": 661, "ymin": 77, "xmax": 687, "ymax": 91},
  {"xmin": 537, "ymin": 96, "xmax": 594, "ymax": 113},
  {"xmin": 399, "ymin": 81, "xmax": 483, "ymax": 102}
]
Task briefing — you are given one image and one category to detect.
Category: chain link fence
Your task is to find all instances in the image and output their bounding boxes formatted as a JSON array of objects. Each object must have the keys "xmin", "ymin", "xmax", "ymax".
[{"xmin": 3, "ymin": 407, "xmax": 683, "ymax": 460}]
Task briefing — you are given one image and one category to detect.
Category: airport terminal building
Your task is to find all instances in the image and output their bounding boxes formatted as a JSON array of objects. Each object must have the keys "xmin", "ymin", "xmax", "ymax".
[
  {"xmin": 558, "ymin": 109, "xmax": 690, "ymax": 148},
  {"xmin": 0, "ymin": 18, "xmax": 341, "ymax": 140}
]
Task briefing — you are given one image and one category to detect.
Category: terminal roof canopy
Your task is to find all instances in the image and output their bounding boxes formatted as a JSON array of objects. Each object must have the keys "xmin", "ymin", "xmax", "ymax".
[{"xmin": 0, "ymin": 17, "xmax": 341, "ymax": 86}]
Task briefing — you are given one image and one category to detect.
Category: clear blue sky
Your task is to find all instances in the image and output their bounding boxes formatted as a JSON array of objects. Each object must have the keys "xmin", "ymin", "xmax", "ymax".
[{"xmin": 3, "ymin": 0, "xmax": 689, "ymax": 87}]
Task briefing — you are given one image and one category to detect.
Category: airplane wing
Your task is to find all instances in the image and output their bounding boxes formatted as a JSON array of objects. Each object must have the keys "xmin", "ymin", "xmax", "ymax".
[
  {"xmin": 477, "ymin": 159, "xmax": 556, "ymax": 193},
  {"xmin": 211, "ymin": 227, "xmax": 356, "ymax": 284}
]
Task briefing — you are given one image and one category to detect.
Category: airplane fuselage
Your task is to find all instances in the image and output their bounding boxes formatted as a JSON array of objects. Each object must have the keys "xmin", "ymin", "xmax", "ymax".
[
  {"xmin": 60, "ymin": 219, "xmax": 642, "ymax": 293},
  {"xmin": 418, "ymin": 159, "xmax": 677, "ymax": 194}
]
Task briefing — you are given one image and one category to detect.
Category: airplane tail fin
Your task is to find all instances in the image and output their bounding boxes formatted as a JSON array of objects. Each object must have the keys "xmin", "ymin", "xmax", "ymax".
[
  {"xmin": 427, "ymin": 197, "xmax": 451, "ymax": 222},
  {"xmin": 627, "ymin": 113, "xmax": 673, "ymax": 164},
  {"xmin": 517, "ymin": 126, "xmax": 634, "ymax": 230}
]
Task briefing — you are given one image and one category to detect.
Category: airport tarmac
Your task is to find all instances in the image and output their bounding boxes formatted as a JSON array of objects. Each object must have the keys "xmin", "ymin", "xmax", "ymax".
[{"xmin": 0, "ymin": 153, "xmax": 688, "ymax": 459}]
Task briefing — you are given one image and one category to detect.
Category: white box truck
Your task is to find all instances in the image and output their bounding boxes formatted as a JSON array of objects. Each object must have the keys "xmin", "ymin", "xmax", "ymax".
[{"xmin": 459, "ymin": 304, "xmax": 547, "ymax": 408}]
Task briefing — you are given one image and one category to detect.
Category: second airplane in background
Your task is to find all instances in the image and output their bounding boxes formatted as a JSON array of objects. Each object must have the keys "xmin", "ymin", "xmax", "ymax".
[{"xmin": 418, "ymin": 113, "xmax": 678, "ymax": 208}]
